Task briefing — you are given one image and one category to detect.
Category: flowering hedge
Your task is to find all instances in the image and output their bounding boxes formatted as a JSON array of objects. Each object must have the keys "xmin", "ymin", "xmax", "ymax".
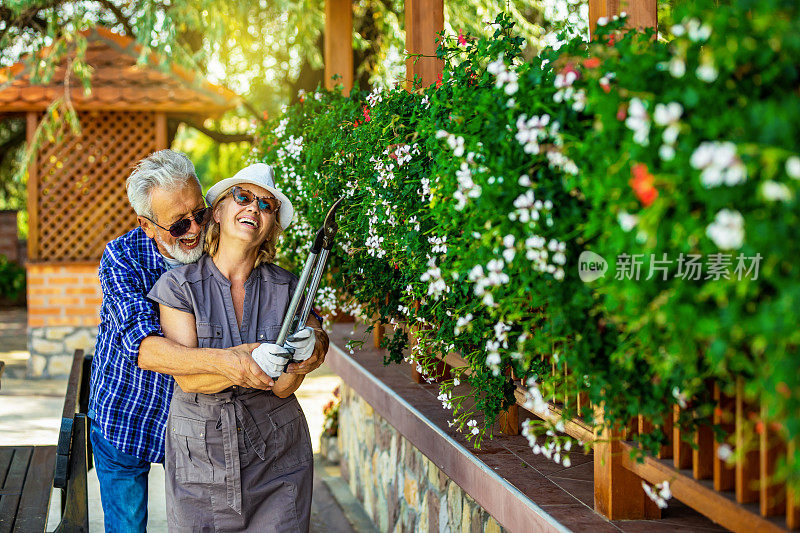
[{"xmin": 253, "ymin": 1, "xmax": 800, "ymax": 485}]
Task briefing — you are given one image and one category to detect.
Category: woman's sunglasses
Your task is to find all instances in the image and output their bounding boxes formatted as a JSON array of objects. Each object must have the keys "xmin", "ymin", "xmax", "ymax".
[
  {"xmin": 229, "ymin": 186, "xmax": 281, "ymax": 213},
  {"xmin": 143, "ymin": 206, "xmax": 211, "ymax": 238}
]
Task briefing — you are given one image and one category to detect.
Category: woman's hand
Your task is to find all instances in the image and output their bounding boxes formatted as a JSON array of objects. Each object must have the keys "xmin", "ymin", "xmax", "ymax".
[{"xmin": 252, "ymin": 342, "xmax": 292, "ymax": 378}]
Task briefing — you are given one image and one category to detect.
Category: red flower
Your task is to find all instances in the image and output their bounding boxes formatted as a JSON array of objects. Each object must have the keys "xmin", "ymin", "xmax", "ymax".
[
  {"xmin": 616, "ymin": 104, "xmax": 628, "ymax": 121},
  {"xmin": 458, "ymin": 30, "xmax": 467, "ymax": 46},
  {"xmin": 353, "ymin": 119, "xmax": 360, "ymax": 128},
  {"xmin": 262, "ymin": 110, "xmax": 269, "ymax": 120},
  {"xmin": 600, "ymin": 78, "xmax": 611, "ymax": 93},
  {"xmin": 629, "ymin": 163, "xmax": 658, "ymax": 207},
  {"xmin": 755, "ymin": 421, "xmax": 765, "ymax": 435},
  {"xmin": 362, "ymin": 105, "xmax": 371, "ymax": 122},
  {"xmin": 582, "ymin": 57, "xmax": 601, "ymax": 69},
  {"xmin": 436, "ymin": 72, "xmax": 443, "ymax": 88}
]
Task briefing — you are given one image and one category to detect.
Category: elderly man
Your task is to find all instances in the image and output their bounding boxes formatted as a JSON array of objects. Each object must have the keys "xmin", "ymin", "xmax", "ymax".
[{"xmin": 89, "ymin": 149, "xmax": 327, "ymax": 532}]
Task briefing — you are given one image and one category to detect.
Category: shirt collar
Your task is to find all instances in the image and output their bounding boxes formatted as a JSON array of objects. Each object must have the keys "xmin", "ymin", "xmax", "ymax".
[{"xmin": 132, "ymin": 227, "xmax": 167, "ymax": 271}]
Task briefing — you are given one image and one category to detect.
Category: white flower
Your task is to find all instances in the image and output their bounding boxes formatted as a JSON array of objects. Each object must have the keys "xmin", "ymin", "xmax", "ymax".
[
  {"xmin": 706, "ymin": 209, "xmax": 745, "ymax": 250},
  {"xmin": 672, "ymin": 387, "xmax": 688, "ymax": 409},
  {"xmin": 717, "ymin": 443, "xmax": 733, "ymax": 462},
  {"xmin": 487, "ymin": 55, "xmax": 505, "ymax": 76},
  {"xmin": 454, "ymin": 314, "xmax": 473, "ymax": 335},
  {"xmin": 653, "ymin": 102, "xmax": 683, "ymax": 127},
  {"xmin": 597, "ymin": 16, "xmax": 608, "ymax": 26},
  {"xmin": 786, "ymin": 156, "xmax": 800, "ymax": 179},
  {"xmin": 761, "ymin": 181, "xmax": 792, "ymax": 202},
  {"xmin": 617, "ymin": 211, "xmax": 639, "ymax": 232},
  {"xmin": 686, "ymin": 18, "xmax": 712, "ymax": 42},
  {"xmin": 696, "ymin": 62, "xmax": 718, "ymax": 83},
  {"xmin": 366, "ymin": 86, "xmax": 383, "ymax": 107},
  {"xmin": 691, "ymin": 141, "xmax": 747, "ymax": 188},
  {"xmin": 659, "ymin": 144, "xmax": 676, "ymax": 161},
  {"xmin": 625, "ymin": 98, "xmax": 650, "ymax": 146},
  {"xmin": 668, "ymin": 57, "xmax": 686, "ymax": 78}
]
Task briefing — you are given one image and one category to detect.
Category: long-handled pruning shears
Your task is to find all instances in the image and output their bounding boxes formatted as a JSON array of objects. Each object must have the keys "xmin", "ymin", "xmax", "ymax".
[{"xmin": 276, "ymin": 198, "xmax": 343, "ymax": 355}]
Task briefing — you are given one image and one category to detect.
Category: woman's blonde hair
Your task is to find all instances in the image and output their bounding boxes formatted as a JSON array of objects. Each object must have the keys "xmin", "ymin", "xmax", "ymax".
[{"xmin": 204, "ymin": 185, "xmax": 283, "ymax": 267}]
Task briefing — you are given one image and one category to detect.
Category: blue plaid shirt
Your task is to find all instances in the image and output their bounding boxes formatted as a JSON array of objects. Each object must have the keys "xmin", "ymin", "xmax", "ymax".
[{"xmin": 90, "ymin": 227, "xmax": 173, "ymax": 463}]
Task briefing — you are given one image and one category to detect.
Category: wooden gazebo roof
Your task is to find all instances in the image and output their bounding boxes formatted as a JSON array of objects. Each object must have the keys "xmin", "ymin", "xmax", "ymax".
[{"xmin": 0, "ymin": 26, "xmax": 238, "ymax": 114}]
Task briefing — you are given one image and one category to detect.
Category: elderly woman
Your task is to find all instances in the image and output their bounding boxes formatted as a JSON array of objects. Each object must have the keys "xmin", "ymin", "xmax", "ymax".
[{"xmin": 147, "ymin": 163, "xmax": 328, "ymax": 532}]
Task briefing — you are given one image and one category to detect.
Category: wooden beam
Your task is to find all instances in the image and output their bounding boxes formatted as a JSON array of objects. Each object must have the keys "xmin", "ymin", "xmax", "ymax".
[
  {"xmin": 404, "ymin": 0, "xmax": 444, "ymax": 90},
  {"xmin": 324, "ymin": 0, "xmax": 354, "ymax": 93},
  {"xmin": 588, "ymin": 0, "xmax": 657, "ymax": 39},
  {"xmin": 155, "ymin": 112, "xmax": 167, "ymax": 149},
  {"xmin": 26, "ymin": 112, "xmax": 39, "ymax": 261}
]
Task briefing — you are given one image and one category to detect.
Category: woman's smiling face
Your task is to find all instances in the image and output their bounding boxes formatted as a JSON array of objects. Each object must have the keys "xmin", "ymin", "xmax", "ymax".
[{"xmin": 215, "ymin": 183, "xmax": 277, "ymax": 246}]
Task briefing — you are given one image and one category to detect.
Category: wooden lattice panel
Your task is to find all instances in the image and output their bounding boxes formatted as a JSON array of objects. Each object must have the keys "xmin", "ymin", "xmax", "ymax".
[{"xmin": 32, "ymin": 111, "xmax": 159, "ymax": 262}]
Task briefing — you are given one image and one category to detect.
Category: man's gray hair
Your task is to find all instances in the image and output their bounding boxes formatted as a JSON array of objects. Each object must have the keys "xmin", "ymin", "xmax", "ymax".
[{"xmin": 126, "ymin": 149, "xmax": 201, "ymax": 219}]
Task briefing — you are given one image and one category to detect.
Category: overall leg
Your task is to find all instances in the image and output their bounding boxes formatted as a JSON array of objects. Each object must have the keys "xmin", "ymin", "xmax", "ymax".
[{"xmin": 90, "ymin": 423, "xmax": 151, "ymax": 533}]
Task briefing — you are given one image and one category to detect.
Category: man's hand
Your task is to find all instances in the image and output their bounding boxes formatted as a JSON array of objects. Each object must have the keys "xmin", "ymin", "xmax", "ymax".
[
  {"xmin": 285, "ymin": 328, "xmax": 328, "ymax": 375},
  {"xmin": 252, "ymin": 343, "xmax": 292, "ymax": 379},
  {"xmin": 217, "ymin": 343, "xmax": 275, "ymax": 389}
]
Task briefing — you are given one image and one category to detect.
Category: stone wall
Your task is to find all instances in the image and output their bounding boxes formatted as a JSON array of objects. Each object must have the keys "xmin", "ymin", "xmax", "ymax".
[
  {"xmin": 337, "ymin": 383, "xmax": 505, "ymax": 533},
  {"xmin": 28, "ymin": 325, "xmax": 98, "ymax": 377}
]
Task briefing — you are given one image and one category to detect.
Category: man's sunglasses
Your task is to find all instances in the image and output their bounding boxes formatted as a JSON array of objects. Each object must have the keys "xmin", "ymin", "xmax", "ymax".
[
  {"xmin": 229, "ymin": 186, "xmax": 281, "ymax": 213},
  {"xmin": 143, "ymin": 206, "xmax": 211, "ymax": 238}
]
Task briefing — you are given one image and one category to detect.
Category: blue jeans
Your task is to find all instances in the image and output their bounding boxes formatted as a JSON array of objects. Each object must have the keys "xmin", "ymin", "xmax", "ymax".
[{"xmin": 90, "ymin": 423, "xmax": 150, "ymax": 533}]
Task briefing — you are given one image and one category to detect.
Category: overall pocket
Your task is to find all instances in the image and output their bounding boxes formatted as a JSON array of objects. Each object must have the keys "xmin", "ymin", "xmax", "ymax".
[
  {"xmin": 196, "ymin": 322, "xmax": 223, "ymax": 348},
  {"xmin": 260, "ymin": 400, "xmax": 313, "ymax": 473},
  {"xmin": 169, "ymin": 415, "xmax": 213, "ymax": 484}
]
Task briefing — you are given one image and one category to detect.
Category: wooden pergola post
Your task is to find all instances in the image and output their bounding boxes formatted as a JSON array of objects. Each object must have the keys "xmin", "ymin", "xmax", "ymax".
[
  {"xmin": 324, "ymin": 0, "xmax": 353, "ymax": 93},
  {"xmin": 404, "ymin": 0, "xmax": 444, "ymax": 89},
  {"xmin": 588, "ymin": 0, "xmax": 657, "ymax": 38}
]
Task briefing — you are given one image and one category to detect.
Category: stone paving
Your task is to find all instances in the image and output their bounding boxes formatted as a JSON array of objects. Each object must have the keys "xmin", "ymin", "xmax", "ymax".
[{"xmin": 0, "ymin": 307, "xmax": 366, "ymax": 532}]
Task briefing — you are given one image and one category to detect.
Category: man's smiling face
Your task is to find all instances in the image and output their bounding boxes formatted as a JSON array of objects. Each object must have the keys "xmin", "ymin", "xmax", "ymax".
[{"xmin": 139, "ymin": 181, "xmax": 206, "ymax": 263}]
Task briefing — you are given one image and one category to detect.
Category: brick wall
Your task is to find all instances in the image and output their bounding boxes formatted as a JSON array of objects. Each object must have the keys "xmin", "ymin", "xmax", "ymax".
[
  {"xmin": 0, "ymin": 210, "xmax": 20, "ymax": 262},
  {"xmin": 27, "ymin": 263, "xmax": 102, "ymax": 327},
  {"xmin": 26, "ymin": 262, "xmax": 101, "ymax": 377}
]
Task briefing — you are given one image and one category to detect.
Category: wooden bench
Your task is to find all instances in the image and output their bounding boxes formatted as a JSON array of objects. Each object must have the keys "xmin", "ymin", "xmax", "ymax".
[{"xmin": 0, "ymin": 350, "xmax": 92, "ymax": 532}]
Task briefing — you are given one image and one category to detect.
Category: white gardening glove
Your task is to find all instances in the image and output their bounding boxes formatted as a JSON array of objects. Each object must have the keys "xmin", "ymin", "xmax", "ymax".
[
  {"xmin": 285, "ymin": 327, "xmax": 316, "ymax": 362},
  {"xmin": 251, "ymin": 343, "xmax": 292, "ymax": 379}
]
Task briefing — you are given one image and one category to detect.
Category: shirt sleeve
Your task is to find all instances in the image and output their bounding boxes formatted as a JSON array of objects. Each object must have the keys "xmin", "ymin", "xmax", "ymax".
[
  {"xmin": 147, "ymin": 270, "xmax": 193, "ymax": 314},
  {"xmin": 99, "ymin": 253, "xmax": 163, "ymax": 365}
]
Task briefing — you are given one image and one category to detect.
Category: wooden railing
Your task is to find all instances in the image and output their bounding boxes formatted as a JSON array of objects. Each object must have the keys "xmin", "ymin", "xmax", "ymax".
[{"xmin": 373, "ymin": 321, "xmax": 800, "ymax": 531}]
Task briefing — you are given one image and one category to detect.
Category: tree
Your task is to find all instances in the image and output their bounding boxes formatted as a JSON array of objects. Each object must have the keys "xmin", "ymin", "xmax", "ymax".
[{"xmin": 0, "ymin": 0, "xmax": 552, "ymax": 217}]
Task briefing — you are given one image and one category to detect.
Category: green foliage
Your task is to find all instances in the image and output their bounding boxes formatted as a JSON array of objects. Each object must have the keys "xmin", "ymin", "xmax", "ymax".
[
  {"xmin": 265, "ymin": 4, "xmax": 800, "ymax": 480},
  {"xmin": 253, "ymin": 3, "xmax": 800, "ymax": 479},
  {"xmin": 0, "ymin": 255, "xmax": 26, "ymax": 301}
]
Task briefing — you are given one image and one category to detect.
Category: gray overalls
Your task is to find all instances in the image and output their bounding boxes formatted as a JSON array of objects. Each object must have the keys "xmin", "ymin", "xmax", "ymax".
[{"xmin": 149, "ymin": 255, "xmax": 313, "ymax": 532}]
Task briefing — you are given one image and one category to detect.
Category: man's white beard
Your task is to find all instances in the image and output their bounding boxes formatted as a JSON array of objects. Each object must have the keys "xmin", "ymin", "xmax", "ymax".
[{"xmin": 156, "ymin": 229, "xmax": 205, "ymax": 264}]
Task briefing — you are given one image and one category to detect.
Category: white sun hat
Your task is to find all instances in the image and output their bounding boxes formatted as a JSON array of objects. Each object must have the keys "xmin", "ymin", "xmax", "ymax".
[{"xmin": 205, "ymin": 163, "xmax": 294, "ymax": 228}]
